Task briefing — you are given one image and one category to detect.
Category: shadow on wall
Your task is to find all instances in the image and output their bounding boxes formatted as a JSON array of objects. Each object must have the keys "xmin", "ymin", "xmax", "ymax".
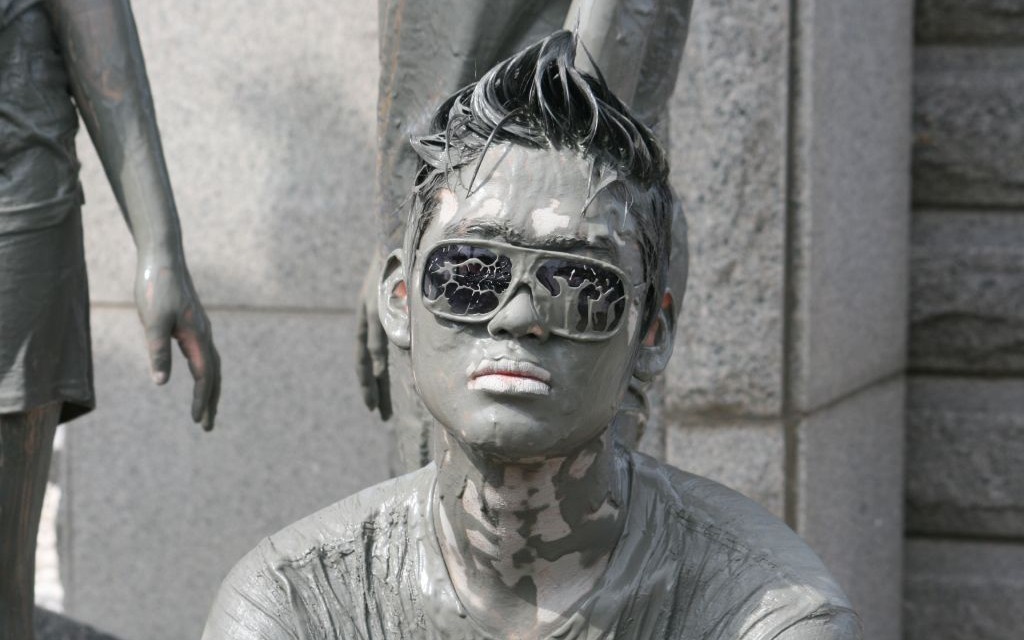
[{"xmin": 234, "ymin": 66, "xmax": 380, "ymax": 312}]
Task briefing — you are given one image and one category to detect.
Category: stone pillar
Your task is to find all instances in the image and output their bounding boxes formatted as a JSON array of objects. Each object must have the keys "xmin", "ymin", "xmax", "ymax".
[{"xmin": 665, "ymin": 2, "xmax": 912, "ymax": 639}]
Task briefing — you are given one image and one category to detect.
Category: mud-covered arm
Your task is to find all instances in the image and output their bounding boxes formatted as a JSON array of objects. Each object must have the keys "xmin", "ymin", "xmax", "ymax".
[
  {"xmin": 44, "ymin": 0, "xmax": 220, "ymax": 430},
  {"xmin": 565, "ymin": 0, "xmax": 693, "ymax": 129}
]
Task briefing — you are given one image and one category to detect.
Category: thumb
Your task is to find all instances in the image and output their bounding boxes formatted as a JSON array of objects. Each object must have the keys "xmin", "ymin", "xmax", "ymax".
[{"xmin": 145, "ymin": 318, "xmax": 174, "ymax": 385}]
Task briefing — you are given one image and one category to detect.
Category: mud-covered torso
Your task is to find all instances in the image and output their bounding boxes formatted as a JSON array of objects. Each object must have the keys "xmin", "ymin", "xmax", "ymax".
[
  {"xmin": 204, "ymin": 452, "xmax": 862, "ymax": 640},
  {"xmin": 0, "ymin": 0, "xmax": 79, "ymax": 220}
]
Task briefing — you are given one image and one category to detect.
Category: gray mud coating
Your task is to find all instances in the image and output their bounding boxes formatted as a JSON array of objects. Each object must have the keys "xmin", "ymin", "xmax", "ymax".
[
  {"xmin": 205, "ymin": 12, "xmax": 859, "ymax": 640},
  {"xmin": 2, "ymin": 2, "xmax": 218, "ymax": 639},
  {"xmin": 364, "ymin": 0, "xmax": 694, "ymax": 469},
  {"xmin": 204, "ymin": 452, "xmax": 861, "ymax": 639},
  {"xmin": 35, "ymin": 0, "xmax": 221, "ymax": 430}
]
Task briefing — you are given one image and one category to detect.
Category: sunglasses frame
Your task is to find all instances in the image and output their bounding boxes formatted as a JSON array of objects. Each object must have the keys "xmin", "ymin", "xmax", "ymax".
[{"xmin": 414, "ymin": 237, "xmax": 643, "ymax": 342}]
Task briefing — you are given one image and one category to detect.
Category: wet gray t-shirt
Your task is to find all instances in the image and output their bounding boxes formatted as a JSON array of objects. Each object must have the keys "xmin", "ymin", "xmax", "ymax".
[{"xmin": 204, "ymin": 452, "xmax": 861, "ymax": 639}]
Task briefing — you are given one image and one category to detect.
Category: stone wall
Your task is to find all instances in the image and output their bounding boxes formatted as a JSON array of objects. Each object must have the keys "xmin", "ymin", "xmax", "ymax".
[
  {"xmin": 905, "ymin": 2, "xmax": 1024, "ymax": 638},
  {"xmin": 58, "ymin": 2, "xmax": 913, "ymax": 638},
  {"xmin": 667, "ymin": 2, "xmax": 911, "ymax": 639}
]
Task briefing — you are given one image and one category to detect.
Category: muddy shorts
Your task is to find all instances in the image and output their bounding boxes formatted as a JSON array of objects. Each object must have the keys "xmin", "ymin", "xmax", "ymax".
[{"xmin": 0, "ymin": 4, "xmax": 93, "ymax": 422}]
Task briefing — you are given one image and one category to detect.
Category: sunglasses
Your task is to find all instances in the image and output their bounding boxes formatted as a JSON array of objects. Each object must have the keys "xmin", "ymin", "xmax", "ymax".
[{"xmin": 417, "ymin": 239, "xmax": 641, "ymax": 341}]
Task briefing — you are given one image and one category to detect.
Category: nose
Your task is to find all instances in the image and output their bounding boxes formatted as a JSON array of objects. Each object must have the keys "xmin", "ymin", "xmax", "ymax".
[{"xmin": 487, "ymin": 285, "xmax": 549, "ymax": 341}]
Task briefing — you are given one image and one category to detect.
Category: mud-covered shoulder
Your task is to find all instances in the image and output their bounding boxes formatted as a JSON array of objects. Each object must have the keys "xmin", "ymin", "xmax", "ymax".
[
  {"xmin": 258, "ymin": 463, "xmax": 434, "ymax": 565},
  {"xmin": 629, "ymin": 451, "xmax": 860, "ymax": 638},
  {"xmin": 202, "ymin": 465, "xmax": 435, "ymax": 640},
  {"xmin": 632, "ymin": 451, "xmax": 830, "ymax": 577}
]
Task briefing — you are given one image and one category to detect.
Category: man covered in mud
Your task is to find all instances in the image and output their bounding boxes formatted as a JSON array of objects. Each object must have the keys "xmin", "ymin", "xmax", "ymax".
[
  {"xmin": 203, "ymin": 33, "xmax": 860, "ymax": 640},
  {"xmin": 363, "ymin": 0, "xmax": 693, "ymax": 471}
]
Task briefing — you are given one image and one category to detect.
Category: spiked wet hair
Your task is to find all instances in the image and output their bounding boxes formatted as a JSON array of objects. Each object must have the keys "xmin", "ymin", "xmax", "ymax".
[{"xmin": 406, "ymin": 30, "xmax": 674, "ymax": 330}]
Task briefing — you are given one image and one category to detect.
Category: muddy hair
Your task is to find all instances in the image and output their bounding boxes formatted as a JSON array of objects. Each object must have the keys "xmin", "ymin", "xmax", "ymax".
[{"xmin": 406, "ymin": 30, "xmax": 674, "ymax": 331}]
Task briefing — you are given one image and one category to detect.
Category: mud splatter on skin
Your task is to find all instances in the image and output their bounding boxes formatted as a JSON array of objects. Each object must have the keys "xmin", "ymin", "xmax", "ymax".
[
  {"xmin": 408, "ymin": 145, "xmax": 647, "ymax": 636},
  {"xmin": 434, "ymin": 427, "xmax": 627, "ymax": 635}
]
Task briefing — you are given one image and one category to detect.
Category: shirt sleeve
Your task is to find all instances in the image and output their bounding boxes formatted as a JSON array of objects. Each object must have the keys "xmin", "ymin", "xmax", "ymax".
[
  {"xmin": 771, "ymin": 609, "xmax": 864, "ymax": 640},
  {"xmin": 202, "ymin": 541, "xmax": 299, "ymax": 640}
]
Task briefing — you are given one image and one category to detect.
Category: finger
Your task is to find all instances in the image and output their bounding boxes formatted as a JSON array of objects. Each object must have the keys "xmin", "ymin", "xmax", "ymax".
[
  {"xmin": 174, "ymin": 325, "xmax": 211, "ymax": 425},
  {"xmin": 201, "ymin": 346, "xmax": 221, "ymax": 432},
  {"xmin": 356, "ymin": 307, "xmax": 379, "ymax": 411},
  {"xmin": 367, "ymin": 313, "xmax": 390, "ymax": 379},
  {"xmin": 188, "ymin": 340, "xmax": 214, "ymax": 426},
  {"xmin": 377, "ymin": 369, "xmax": 393, "ymax": 422},
  {"xmin": 145, "ymin": 317, "xmax": 175, "ymax": 385}
]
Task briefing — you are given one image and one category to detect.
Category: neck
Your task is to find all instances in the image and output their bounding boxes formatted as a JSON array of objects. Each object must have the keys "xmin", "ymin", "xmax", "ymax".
[{"xmin": 432, "ymin": 429, "xmax": 629, "ymax": 636}]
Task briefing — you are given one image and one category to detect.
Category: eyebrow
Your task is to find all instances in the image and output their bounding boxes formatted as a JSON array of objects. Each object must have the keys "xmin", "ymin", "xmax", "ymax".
[{"xmin": 441, "ymin": 219, "xmax": 617, "ymax": 255}]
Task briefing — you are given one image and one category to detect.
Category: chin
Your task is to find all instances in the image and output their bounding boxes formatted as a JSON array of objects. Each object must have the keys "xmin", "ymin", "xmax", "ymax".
[{"xmin": 440, "ymin": 406, "xmax": 606, "ymax": 463}]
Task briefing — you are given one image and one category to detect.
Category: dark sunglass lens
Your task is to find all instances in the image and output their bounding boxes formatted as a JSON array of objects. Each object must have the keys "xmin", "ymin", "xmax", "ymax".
[
  {"xmin": 423, "ymin": 244, "xmax": 512, "ymax": 315},
  {"xmin": 537, "ymin": 260, "xmax": 626, "ymax": 333}
]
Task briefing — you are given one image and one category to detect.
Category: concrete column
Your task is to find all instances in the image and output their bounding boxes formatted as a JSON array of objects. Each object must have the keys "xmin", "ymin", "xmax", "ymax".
[
  {"xmin": 666, "ymin": 2, "xmax": 913, "ymax": 639},
  {"xmin": 787, "ymin": 3, "xmax": 912, "ymax": 639}
]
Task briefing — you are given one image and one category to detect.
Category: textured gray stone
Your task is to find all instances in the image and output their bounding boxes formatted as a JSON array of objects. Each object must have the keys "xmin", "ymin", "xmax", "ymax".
[
  {"xmin": 665, "ymin": 422, "xmax": 784, "ymax": 517},
  {"xmin": 62, "ymin": 308, "xmax": 390, "ymax": 640},
  {"xmin": 909, "ymin": 210, "xmax": 1024, "ymax": 373},
  {"xmin": 916, "ymin": 0, "xmax": 1024, "ymax": 44},
  {"xmin": 797, "ymin": 377, "xmax": 905, "ymax": 640},
  {"xmin": 80, "ymin": 0, "xmax": 380, "ymax": 310},
  {"xmin": 906, "ymin": 376, "xmax": 1024, "ymax": 537},
  {"xmin": 664, "ymin": 0, "xmax": 789, "ymax": 418},
  {"xmin": 789, "ymin": 0, "xmax": 913, "ymax": 412},
  {"xmin": 914, "ymin": 47, "xmax": 1024, "ymax": 208},
  {"xmin": 905, "ymin": 539, "xmax": 1024, "ymax": 640}
]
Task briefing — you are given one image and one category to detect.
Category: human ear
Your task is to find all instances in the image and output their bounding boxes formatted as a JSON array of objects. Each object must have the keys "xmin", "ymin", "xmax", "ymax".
[
  {"xmin": 633, "ymin": 290, "xmax": 676, "ymax": 381},
  {"xmin": 378, "ymin": 249, "xmax": 411, "ymax": 350}
]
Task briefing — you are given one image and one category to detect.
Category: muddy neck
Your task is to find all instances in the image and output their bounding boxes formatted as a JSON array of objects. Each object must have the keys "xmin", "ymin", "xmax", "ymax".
[{"xmin": 431, "ymin": 427, "xmax": 630, "ymax": 635}]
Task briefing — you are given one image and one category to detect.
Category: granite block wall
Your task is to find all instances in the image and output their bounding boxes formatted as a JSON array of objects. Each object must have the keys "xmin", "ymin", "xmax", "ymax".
[{"xmin": 905, "ymin": 2, "xmax": 1024, "ymax": 638}]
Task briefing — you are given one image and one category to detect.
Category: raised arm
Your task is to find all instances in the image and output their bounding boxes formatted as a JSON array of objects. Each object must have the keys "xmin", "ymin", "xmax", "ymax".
[
  {"xmin": 44, "ymin": 0, "xmax": 220, "ymax": 430},
  {"xmin": 565, "ymin": 0, "xmax": 693, "ymax": 130}
]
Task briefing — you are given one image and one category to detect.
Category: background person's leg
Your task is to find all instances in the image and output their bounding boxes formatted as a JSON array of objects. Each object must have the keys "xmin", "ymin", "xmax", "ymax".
[{"xmin": 0, "ymin": 403, "xmax": 61, "ymax": 640}]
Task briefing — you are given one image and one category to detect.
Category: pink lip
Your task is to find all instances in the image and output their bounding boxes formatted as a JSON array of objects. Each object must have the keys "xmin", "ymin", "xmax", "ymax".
[{"xmin": 468, "ymin": 359, "xmax": 552, "ymax": 395}]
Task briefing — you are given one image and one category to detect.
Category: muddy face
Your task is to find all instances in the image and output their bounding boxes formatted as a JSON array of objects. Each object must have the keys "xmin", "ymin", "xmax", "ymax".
[{"xmin": 408, "ymin": 145, "xmax": 646, "ymax": 462}]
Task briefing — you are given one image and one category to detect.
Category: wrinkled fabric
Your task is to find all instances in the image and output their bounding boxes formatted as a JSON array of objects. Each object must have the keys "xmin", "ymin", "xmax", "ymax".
[
  {"xmin": 204, "ymin": 452, "xmax": 862, "ymax": 640},
  {"xmin": 0, "ymin": 5, "xmax": 93, "ymax": 421}
]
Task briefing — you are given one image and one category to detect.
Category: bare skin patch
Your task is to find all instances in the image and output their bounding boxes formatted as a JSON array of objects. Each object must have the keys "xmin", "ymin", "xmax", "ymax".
[
  {"xmin": 436, "ymin": 188, "xmax": 459, "ymax": 226},
  {"xmin": 530, "ymin": 199, "xmax": 570, "ymax": 235},
  {"xmin": 471, "ymin": 197, "xmax": 504, "ymax": 220},
  {"xmin": 567, "ymin": 448, "xmax": 597, "ymax": 479}
]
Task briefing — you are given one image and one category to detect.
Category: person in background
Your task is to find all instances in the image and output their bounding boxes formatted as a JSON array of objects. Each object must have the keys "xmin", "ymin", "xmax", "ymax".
[{"xmin": 0, "ymin": 2, "xmax": 220, "ymax": 637}]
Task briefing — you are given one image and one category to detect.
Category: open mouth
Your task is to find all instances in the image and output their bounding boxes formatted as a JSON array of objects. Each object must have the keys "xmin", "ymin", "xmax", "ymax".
[{"xmin": 467, "ymin": 359, "xmax": 552, "ymax": 396}]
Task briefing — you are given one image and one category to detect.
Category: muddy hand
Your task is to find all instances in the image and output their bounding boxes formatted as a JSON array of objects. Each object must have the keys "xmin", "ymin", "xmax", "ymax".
[
  {"xmin": 136, "ymin": 254, "xmax": 221, "ymax": 431},
  {"xmin": 357, "ymin": 251, "xmax": 392, "ymax": 420}
]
